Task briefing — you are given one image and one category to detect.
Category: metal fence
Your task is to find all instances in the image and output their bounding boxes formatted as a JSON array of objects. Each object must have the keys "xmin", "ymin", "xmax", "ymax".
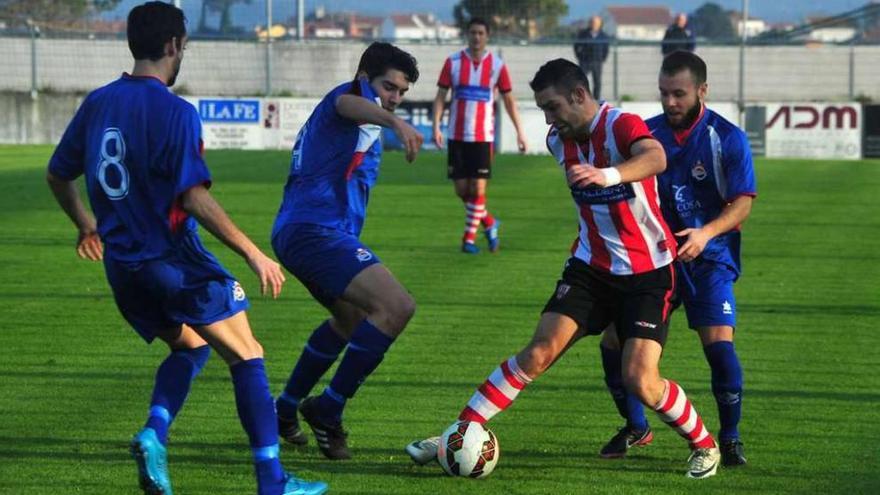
[{"xmin": 2, "ymin": 33, "xmax": 879, "ymax": 106}]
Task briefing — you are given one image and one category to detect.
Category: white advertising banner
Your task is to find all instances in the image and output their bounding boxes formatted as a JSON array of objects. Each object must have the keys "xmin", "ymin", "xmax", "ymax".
[
  {"xmin": 762, "ymin": 103, "xmax": 862, "ymax": 159},
  {"xmin": 184, "ymin": 97, "xmax": 318, "ymax": 150},
  {"xmin": 499, "ymin": 100, "xmax": 742, "ymax": 156}
]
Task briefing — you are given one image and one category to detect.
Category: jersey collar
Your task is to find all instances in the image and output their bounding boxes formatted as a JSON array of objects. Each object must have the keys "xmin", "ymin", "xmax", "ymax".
[
  {"xmin": 672, "ymin": 104, "xmax": 705, "ymax": 145},
  {"xmin": 122, "ymin": 72, "xmax": 167, "ymax": 86}
]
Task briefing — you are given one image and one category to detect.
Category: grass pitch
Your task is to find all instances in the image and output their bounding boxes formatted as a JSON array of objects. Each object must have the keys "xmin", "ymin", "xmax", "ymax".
[{"xmin": 0, "ymin": 145, "xmax": 878, "ymax": 494}]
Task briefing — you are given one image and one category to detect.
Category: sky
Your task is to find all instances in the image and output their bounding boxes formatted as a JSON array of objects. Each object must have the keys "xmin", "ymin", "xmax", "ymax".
[{"xmin": 108, "ymin": 1, "xmax": 874, "ymax": 26}]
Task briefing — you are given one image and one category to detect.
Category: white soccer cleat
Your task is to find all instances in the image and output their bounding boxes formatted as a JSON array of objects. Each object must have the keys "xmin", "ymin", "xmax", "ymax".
[
  {"xmin": 686, "ymin": 446, "xmax": 721, "ymax": 479},
  {"xmin": 405, "ymin": 437, "xmax": 441, "ymax": 466}
]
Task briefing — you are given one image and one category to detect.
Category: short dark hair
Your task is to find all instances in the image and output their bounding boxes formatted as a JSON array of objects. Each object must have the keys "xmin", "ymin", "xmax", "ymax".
[
  {"xmin": 529, "ymin": 58, "xmax": 591, "ymax": 97},
  {"xmin": 356, "ymin": 42, "xmax": 419, "ymax": 83},
  {"xmin": 467, "ymin": 17, "xmax": 491, "ymax": 34},
  {"xmin": 661, "ymin": 50, "xmax": 707, "ymax": 85},
  {"xmin": 127, "ymin": 1, "xmax": 186, "ymax": 61}
]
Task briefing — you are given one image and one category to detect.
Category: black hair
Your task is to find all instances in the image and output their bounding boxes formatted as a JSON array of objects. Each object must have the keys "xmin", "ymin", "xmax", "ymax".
[
  {"xmin": 127, "ymin": 1, "xmax": 186, "ymax": 61},
  {"xmin": 529, "ymin": 58, "xmax": 591, "ymax": 97},
  {"xmin": 356, "ymin": 42, "xmax": 419, "ymax": 83},
  {"xmin": 467, "ymin": 17, "xmax": 491, "ymax": 34},
  {"xmin": 661, "ymin": 50, "xmax": 707, "ymax": 85}
]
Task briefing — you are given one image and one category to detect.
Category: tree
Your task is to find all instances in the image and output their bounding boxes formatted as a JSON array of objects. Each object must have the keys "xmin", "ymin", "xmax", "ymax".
[
  {"xmin": 452, "ymin": 0, "xmax": 568, "ymax": 40},
  {"xmin": 690, "ymin": 2, "xmax": 736, "ymax": 41},
  {"xmin": 1, "ymin": 0, "xmax": 120, "ymax": 27},
  {"xmin": 198, "ymin": 0, "xmax": 253, "ymax": 35}
]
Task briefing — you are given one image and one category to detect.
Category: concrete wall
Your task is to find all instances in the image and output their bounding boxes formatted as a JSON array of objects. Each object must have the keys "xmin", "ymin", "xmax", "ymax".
[{"xmin": 2, "ymin": 37, "xmax": 880, "ymax": 102}]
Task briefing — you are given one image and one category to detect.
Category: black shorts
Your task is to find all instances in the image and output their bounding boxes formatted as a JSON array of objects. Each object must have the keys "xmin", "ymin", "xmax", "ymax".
[
  {"xmin": 542, "ymin": 258, "xmax": 675, "ymax": 346},
  {"xmin": 447, "ymin": 140, "xmax": 493, "ymax": 179}
]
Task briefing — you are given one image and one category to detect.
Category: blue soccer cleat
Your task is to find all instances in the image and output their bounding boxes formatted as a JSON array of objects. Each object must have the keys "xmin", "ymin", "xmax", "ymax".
[
  {"xmin": 484, "ymin": 220, "xmax": 501, "ymax": 253},
  {"xmin": 130, "ymin": 427, "xmax": 172, "ymax": 495},
  {"xmin": 281, "ymin": 473, "xmax": 328, "ymax": 495},
  {"xmin": 461, "ymin": 242, "xmax": 480, "ymax": 254}
]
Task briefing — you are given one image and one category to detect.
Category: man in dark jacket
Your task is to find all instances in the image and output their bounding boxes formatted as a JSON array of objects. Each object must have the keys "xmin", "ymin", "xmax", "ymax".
[
  {"xmin": 574, "ymin": 15, "xmax": 610, "ymax": 100},
  {"xmin": 662, "ymin": 13, "xmax": 696, "ymax": 55}
]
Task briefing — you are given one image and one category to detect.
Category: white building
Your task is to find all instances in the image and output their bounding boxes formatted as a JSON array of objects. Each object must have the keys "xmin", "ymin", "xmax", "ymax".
[
  {"xmin": 381, "ymin": 13, "xmax": 459, "ymax": 41},
  {"xmin": 604, "ymin": 5, "xmax": 671, "ymax": 41},
  {"xmin": 728, "ymin": 11, "xmax": 768, "ymax": 38}
]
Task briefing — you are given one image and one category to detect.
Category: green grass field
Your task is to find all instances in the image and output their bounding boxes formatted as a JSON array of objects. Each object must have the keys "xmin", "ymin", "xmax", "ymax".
[{"xmin": 0, "ymin": 145, "xmax": 878, "ymax": 495}]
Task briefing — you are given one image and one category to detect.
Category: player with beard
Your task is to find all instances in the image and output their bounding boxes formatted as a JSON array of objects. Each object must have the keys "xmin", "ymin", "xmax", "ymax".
[
  {"xmin": 45, "ymin": 3, "xmax": 327, "ymax": 494},
  {"xmin": 597, "ymin": 51, "xmax": 755, "ymax": 467},
  {"xmin": 271, "ymin": 42, "xmax": 424, "ymax": 460},
  {"xmin": 406, "ymin": 58, "xmax": 722, "ymax": 479}
]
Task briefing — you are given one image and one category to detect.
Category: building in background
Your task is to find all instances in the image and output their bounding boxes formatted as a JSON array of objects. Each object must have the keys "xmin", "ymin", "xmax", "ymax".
[
  {"xmin": 381, "ymin": 13, "xmax": 459, "ymax": 41},
  {"xmin": 603, "ymin": 5, "xmax": 671, "ymax": 41}
]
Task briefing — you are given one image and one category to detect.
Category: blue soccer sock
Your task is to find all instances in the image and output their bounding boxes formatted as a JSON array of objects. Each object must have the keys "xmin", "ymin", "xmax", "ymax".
[
  {"xmin": 317, "ymin": 320, "xmax": 394, "ymax": 423},
  {"xmin": 144, "ymin": 345, "xmax": 211, "ymax": 445},
  {"xmin": 230, "ymin": 358, "xmax": 284, "ymax": 490},
  {"xmin": 277, "ymin": 320, "xmax": 348, "ymax": 419},
  {"xmin": 600, "ymin": 344, "xmax": 649, "ymax": 431},
  {"xmin": 704, "ymin": 340, "xmax": 743, "ymax": 442}
]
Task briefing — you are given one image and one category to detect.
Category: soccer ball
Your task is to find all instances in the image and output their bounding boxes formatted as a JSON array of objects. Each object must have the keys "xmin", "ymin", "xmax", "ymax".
[{"xmin": 437, "ymin": 421, "xmax": 500, "ymax": 478}]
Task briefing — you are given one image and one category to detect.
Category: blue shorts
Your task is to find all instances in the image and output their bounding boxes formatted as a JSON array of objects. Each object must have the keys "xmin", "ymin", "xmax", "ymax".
[
  {"xmin": 272, "ymin": 223, "xmax": 381, "ymax": 308},
  {"xmin": 672, "ymin": 259, "xmax": 738, "ymax": 329},
  {"xmin": 104, "ymin": 232, "xmax": 250, "ymax": 343}
]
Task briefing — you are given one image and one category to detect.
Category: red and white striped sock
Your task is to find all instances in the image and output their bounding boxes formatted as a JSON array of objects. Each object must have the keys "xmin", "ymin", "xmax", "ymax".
[
  {"xmin": 459, "ymin": 357, "xmax": 532, "ymax": 424},
  {"xmin": 476, "ymin": 195, "xmax": 496, "ymax": 229},
  {"xmin": 653, "ymin": 379, "xmax": 716, "ymax": 449},
  {"xmin": 462, "ymin": 197, "xmax": 485, "ymax": 244}
]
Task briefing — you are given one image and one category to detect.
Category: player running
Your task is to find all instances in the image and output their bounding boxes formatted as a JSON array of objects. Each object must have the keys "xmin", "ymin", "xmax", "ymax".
[
  {"xmin": 45, "ymin": 3, "xmax": 327, "ymax": 495},
  {"xmin": 271, "ymin": 42, "xmax": 423, "ymax": 460},
  {"xmin": 434, "ymin": 17, "xmax": 528, "ymax": 254},
  {"xmin": 597, "ymin": 51, "xmax": 755, "ymax": 466},
  {"xmin": 406, "ymin": 59, "xmax": 721, "ymax": 479}
]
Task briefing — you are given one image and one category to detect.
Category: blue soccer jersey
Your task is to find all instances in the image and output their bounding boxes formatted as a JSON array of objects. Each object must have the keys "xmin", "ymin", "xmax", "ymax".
[
  {"xmin": 48, "ymin": 74, "xmax": 210, "ymax": 262},
  {"xmin": 647, "ymin": 107, "xmax": 757, "ymax": 275},
  {"xmin": 272, "ymin": 77, "xmax": 383, "ymax": 239}
]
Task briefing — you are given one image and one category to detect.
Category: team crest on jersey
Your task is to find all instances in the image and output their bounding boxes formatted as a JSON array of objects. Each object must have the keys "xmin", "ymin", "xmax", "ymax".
[
  {"xmin": 691, "ymin": 161, "xmax": 707, "ymax": 181},
  {"xmin": 555, "ymin": 283, "xmax": 571, "ymax": 300},
  {"xmin": 355, "ymin": 248, "xmax": 374, "ymax": 263},
  {"xmin": 232, "ymin": 281, "xmax": 246, "ymax": 301}
]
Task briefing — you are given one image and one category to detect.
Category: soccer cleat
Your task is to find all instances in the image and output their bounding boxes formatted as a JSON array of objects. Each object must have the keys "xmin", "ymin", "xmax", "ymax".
[
  {"xmin": 280, "ymin": 473, "xmax": 329, "ymax": 495},
  {"xmin": 299, "ymin": 396, "xmax": 351, "ymax": 460},
  {"xmin": 278, "ymin": 413, "xmax": 308, "ymax": 446},
  {"xmin": 405, "ymin": 436, "xmax": 440, "ymax": 466},
  {"xmin": 484, "ymin": 220, "xmax": 501, "ymax": 253},
  {"xmin": 686, "ymin": 446, "xmax": 721, "ymax": 479},
  {"xmin": 130, "ymin": 427, "xmax": 172, "ymax": 495},
  {"xmin": 720, "ymin": 439, "xmax": 747, "ymax": 466},
  {"xmin": 599, "ymin": 426, "xmax": 654, "ymax": 459},
  {"xmin": 461, "ymin": 242, "xmax": 480, "ymax": 254}
]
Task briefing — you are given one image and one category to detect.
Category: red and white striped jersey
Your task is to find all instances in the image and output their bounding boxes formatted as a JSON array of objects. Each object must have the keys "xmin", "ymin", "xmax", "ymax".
[
  {"xmin": 546, "ymin": 103, "xmax": 676, "ymax": 275},
  {"xmin": 438, "ymin": 50, "xmax": 512, "ymax": 143}
]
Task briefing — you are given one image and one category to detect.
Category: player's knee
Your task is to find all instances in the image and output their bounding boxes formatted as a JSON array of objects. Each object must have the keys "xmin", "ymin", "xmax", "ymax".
[
  {"xmin": 622, "ymin": 369, "xmax": 656, "ymax": 404},
  {"xmin": 375, "ymin": 293, "xmax": 415, "ymax": 333},
  {"xmin": 519, "ymin": 343, "xmax": 554, "ymax": 377}
]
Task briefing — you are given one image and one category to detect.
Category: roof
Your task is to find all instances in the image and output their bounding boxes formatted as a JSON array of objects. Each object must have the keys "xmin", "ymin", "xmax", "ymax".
[{"xmin": 606, "ymin": 6, "xmax": 671, "ymax": 26}]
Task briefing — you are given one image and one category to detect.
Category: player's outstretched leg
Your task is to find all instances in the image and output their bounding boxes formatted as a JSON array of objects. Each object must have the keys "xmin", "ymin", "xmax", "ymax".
[
  {"xmin": 598, "ymin": 341, "xmax": 652, "ymax": 458},
  {"xmin": 131, "ymin": 326, "xmax": 211, "ymax": 495},
  {"xmin": 276, "ymin": 320, "xmax": 348, "ymax": 446},
  {"xmin": 407, "ymin": 312, "xmax": 580, "ymax": 466},
  {"xmin": 301, "ymin": 265, "xmax": 414, "ymax": 460},
  {"xmin": 197, "ymin": 313, "xmax": 328, "ymax": 495},
  {"xmin": 703, "ymin": 339, "xmax": 746, "ymax": 466}
]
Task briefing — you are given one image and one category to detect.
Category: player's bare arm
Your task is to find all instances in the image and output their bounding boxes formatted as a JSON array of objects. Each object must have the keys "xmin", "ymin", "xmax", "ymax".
[
  {"xmin": 500, "ymin": 91, "xmax": 528, "ymax": 153},
  {"xmin": 335, "ymin": 93, "xmax": 423, "ymax": 163},
  {"xmin": 180, "ymin": 184, "xmax": 285, "ymax": 298},
  {"xmin": 567, "ymin": 139, "xmax": 666, "ymax": 189},
  {"xmin": 46, "ymin": 171, "xmax": 103, "ymax": 261},
  {"xmin": 677, "ymin": 194, "xmax": 754, "ymax": 262},
  {"xmin": 432, "ymin": 87, "xmax": 449, "ymax": 149}
]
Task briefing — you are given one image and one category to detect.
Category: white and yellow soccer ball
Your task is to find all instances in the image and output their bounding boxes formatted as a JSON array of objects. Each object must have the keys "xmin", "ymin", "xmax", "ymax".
[{"xmin": 437, "ymin": 421, "xmax": 499, "ymax": 478}]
